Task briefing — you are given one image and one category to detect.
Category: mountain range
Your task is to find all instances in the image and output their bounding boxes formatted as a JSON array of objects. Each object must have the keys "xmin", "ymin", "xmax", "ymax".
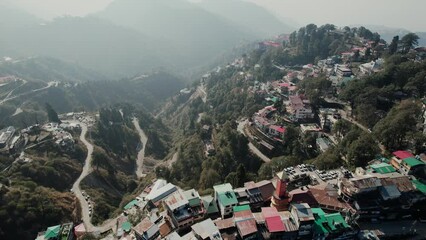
[{"xmin": 1, "ymin": 0, "xmax": 292, "ymax": 78}]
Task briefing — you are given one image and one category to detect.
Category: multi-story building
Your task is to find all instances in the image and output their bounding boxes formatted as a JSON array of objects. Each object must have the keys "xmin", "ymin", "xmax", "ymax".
[
  {"xmin": 289, "ymin": 203, "xmax": 315, "ymax": 239},
  {"xmin": 133, "ymin": 218, "xmax": 160, "ymax": 240},
  {"xmin": 213, "ymin": 183, "xmax": 238, "ymax": 218},
  {"xmin": 164, "ymin": 189, "xmax": 205, "ymax": 230},
  {"xmin": 288, "ymin": 95, "xmax": 314, "ymax": 121}
]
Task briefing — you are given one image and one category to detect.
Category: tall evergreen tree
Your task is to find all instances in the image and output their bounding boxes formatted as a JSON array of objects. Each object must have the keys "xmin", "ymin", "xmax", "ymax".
[
  {"xmin": 45, "ymin": 103, "xmax": 61, "ymax": 124},
  {"xmin": 388, "ymin": 35, "xmax": 399, "ymax": 55}
]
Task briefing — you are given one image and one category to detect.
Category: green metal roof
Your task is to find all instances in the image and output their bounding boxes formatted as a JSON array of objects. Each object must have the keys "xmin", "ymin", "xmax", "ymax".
[
  {"xmin": 183, "ymin": 189, "xmax": 201, "ymax": 207},
  {"xmin": 403, "ymin": 157, "xmax": 425, "ymax": 168},
  {"xmin": 44, "ymin": 225, "xmax": 61, "ymax": 239},
  {"xmin": 412, "ymin": 180, "xmax": 426, "ymax": 195},
  {"xmin": 124, "ymin": 199, "xmax": 138, "ymax": 210},
  {"xmin": 312, "ymin": 208, "xmax": 349, "ymax": 235},
  {"xmin": 217, "ymin": 191, "xmax": 238, "ymax": 207},
  {"xmin": 201, "ymin": 196, "xmax": 219, "ymax": 215},
  {"xmin": 122, "ymin": 221, "xmax": 132, "ymax": 232},
  {"xmin": 233, "ymin": 205, "xmax": 250, "ymax": 213},
  {"xmin": 370, "ymin": 162, "xmax": 396, "ymax": 174}
]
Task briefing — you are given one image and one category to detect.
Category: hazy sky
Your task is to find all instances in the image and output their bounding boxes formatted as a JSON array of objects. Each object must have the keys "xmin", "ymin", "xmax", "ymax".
[{"xmin": 4, "ymin": 0, "xmax": 426, "ymax": 32}]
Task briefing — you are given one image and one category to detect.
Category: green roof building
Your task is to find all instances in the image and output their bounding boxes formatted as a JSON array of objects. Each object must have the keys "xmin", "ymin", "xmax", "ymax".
[
  {"xmin": 401, "ymin": 157, "xmax": 425, "ymax": 172},
  {"xmin": 368, "ymin": 162, "xmax": 396, "ymax": 174},
  {"xmin": 312, "ymin": 208, "xmax": 354, "ymax": 239},
  {"xmin": 412, "ymin": 179, "xmax": 426, "ymax": 195},
  {"xmin": 233, "ymin": 204, "xmax": 250, "ymax": 213},
  {"xmin": 183, "ymin": 189, "xmax": 201, "ymax": 207},
  {"xmin": 213, "ymin": 183, "xmax": 238, "ymax": 218},
  {"xmin": 44, "ymin": 225, "xmax": 61, "ymax": 239},
  {"xmin": 201, "ymin": 195, "xmax": 219, "ymax": 215},
  {"xmin": 124, "ymin": 199, "xmax": 138, "ymax": 210},
  {"xmin": 122, "ymin": 221, "xmax": 132, "ymax": 232}
]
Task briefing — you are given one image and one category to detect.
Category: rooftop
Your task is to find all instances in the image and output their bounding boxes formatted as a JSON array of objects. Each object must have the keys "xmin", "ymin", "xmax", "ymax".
[
  {"xmin": 369, "ymin": 162, "xmax": 396, "ymax": 174},
  {"xmin": 402, "ymin": 157, "xmax": 425, "ymax": 168},
  {"xmin": 165, "ymin": 190, "xmax": 189, "ymax": 211},
  {"xmin": 412, "ymin": 179, "xmax": 426, "ymax": 194},
  {"xmin": 133, "ymin": 218, "xmax": 156, "ymax": 235},
  {"xmin": 217, "ymin": 191, "xmax": 238, "ymax": 207},
  {"xmin": 233, "ymin": 205, "xmax": 250, "ymax": 213},
  {"xmin": 201, "ymin": 196, "xmax": 219, "ymax": 215},
  {"xmin": 214, "ymin": 218, "xmax": 235, "ymax": 230},
  {"xmin": 183, "ymin": 189, "xmax": 201, "ymax": 207},
  {"xmin": 266, "ymin": 216, "xmax": 286, "ymax": 232},
  {"xmin": 392, "ymin": 150, "xmax": 414, "ymax": 160},
  {"xmin": 213, "ymin": 183, "xmax": 233, "ymax": 193},
  {"xmin": 236, "ymin": 219, "xmax": 258, "ymax": 237},
  {"xmin": 300, "ymin": 123, "xmax": 321, "ymax": 133},
  {"xmin": 291, "ymin": 203, "xmax": 314, "ymax": 222},
  {"xmin": 255, "ymin": 180, "xmax": 275, "ymax": 201},
  {"xmin": 191, "ymin": 219, "xmax": 222, "ymax": 240},
  {"xmin": 124, "ymin": 199, "xmax": 139, "ymax": 210},
  {"xmin": 312, "ymin": 208, "xmax": 350, "ymax": 235}
]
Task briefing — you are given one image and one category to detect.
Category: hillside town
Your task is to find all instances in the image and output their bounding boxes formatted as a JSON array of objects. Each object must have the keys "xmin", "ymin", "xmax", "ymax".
[
  {"xmin": 33, "ymin": 34, "xmax": 426, "ymax": 240},
  {"xmin": 36, "ymin": 148, "xmax": 426, "ymax": 240}
]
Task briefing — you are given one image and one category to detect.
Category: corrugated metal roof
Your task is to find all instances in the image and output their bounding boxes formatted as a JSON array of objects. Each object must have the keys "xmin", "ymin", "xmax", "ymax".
[
  {"xmin": 292, "ymin": 203, "xmax": 314, "ymax": 221},
  {"xmin": 191, "ymin": 219, "xmax": 221, "ymax": 239},
  {"xmin": 214, "ymin": 218, "xmax": 235, "ymax": 230},
  {"xmin": 164, "ymin": 190, "xmax": 188, "ymax": 211},
  {"xmin": 236, "ymin": 219, "xmax": 257, "ymax": 237},
  {"xmin": 393, "ymin": 150, "xmax": 414, "ymax": 160},
  {"xmin": 403, "ymin": 157, "xmax": 425, "ymax": 167},
  {"xmin": 261, "ymin": 207, "xmax": 279, "ymax": 219},
  {"xmin": 233, "ymin": 205, "xmax": 250, "ymax": 213},
  {"xmin": 266, "ymin": 216, "xmax": 286, "ymax": 232}
]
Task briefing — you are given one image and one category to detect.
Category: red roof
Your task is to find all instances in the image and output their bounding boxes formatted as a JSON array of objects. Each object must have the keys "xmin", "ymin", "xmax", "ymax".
[
  {"xmin": 269, "ymin": 125, "xmax": 286, "ymax": 133},
  {"xmin": 265, "ymin": 216, "xmax": 286, "ymax": 232},
  {"xmin": 392, "ymin": 150, "xmax": 414, "ymax": 160},
  {"xmin": 279, "ymin": 83, "xmax": 290, "ymax": 87}
]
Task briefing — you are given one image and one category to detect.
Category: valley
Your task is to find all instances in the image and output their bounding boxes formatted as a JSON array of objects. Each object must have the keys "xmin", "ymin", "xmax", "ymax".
[{"xmin": 0, "ymin": 0, "xmax": 426, "ymax": 239}]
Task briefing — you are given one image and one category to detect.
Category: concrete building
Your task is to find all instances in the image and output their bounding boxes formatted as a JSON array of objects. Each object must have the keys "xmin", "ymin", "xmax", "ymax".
[
  {"xmin": 213, "ymin": 183, "xmax": 238, "ymax": 218},
  {"xmin": 133, "ymin": 218, "xmax": 160, "ymax": 240},
  {"xmin": 289, "ymin": 203, "xmax": 315, "ymax": 239}
]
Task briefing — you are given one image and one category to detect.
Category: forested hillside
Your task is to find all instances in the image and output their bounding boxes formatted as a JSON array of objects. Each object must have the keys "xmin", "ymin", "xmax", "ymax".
[{"xmin": 159, "ymin": 23, "xmax": 426, "ymax": 191}]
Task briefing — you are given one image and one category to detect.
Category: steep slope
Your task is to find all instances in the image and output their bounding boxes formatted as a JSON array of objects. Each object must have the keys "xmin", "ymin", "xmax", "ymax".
[
  {"xmin": 96, "ymin": 0, "xmax": 257, "ymax": 66},
  {"xmin": 0, "ymin": 57, "xmax": 108, "ymax": 83},
  {"xmin": 198, "ymin": 0, "xmax": 291, "ymax": 37}
]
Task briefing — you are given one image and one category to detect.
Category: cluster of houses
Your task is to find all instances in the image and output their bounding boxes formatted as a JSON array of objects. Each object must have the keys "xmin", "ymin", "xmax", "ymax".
[
  {"xmin": 340, "ymin": 150, "xmax": 426, "ymax": 222},
  {"xmin": 35, "ymin": 223, "xmax": 74, "ymax": 240},
  {"xmin": 72, "ymin": 171, "xmax": 363, "ymax": 240},
  {"xmin": 42, "ymin": 122, "xmax": 78, "ymax": 151},
  {"xmin": 35, "ymin": 147, "xmax": 426, "ymax": 240}
]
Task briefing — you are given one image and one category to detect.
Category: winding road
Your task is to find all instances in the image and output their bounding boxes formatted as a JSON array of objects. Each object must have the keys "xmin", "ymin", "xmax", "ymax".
[
  {"xmin": 132, "ymin": 117, "xmax": 148, "ymax": 178},
  {"xmin": 70, "ymin": 116, "xmax": 149, "ymax": 234},
  {"xmin": 237, "ymin": 119, "xmax": 271, "ymax": 163},
  {"xmin": 71, "ymin": 124, "xmax": 99, "ymax": 232}
]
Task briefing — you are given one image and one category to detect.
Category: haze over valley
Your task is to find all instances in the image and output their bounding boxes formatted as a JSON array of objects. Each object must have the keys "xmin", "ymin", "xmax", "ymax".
[{"xmin": 1, "ymin": 1, "xmax": 426, "ymax": 240}]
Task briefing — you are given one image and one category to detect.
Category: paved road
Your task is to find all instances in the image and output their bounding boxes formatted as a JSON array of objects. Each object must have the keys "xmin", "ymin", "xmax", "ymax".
[
  {"xmin": 237, "ymin": 119, "xmax": 271, "ymax": 163},
  {"xmin": 69, "ymin": 122, "xmax": 118, "ymax": 234},
  {"xmin": 71, "ymin": 124, "xmax": 95, "ymax": 231},
  {"xmin": 132, "ymin": 117, "xmax": 148, "ymax": 178}
]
